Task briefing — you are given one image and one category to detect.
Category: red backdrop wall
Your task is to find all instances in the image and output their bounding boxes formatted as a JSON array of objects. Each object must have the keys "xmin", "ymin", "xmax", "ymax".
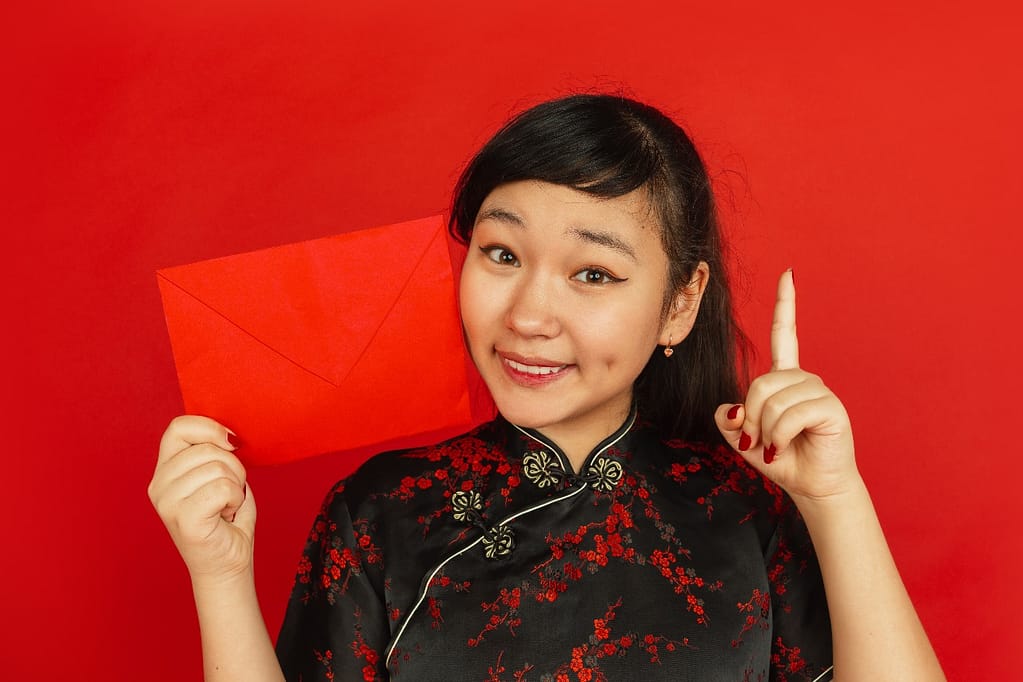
[{"xmin": 3, "ymin": 1, "xmax": 1020, "ymax": 678}]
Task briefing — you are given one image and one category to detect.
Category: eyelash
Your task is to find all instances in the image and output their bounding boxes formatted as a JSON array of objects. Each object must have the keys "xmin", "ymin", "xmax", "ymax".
[
  {"xmin": 480, "ymin": 245, "xmax": 520, "ymax": 267},
  {"xmin": 572, "ymin": 268, "xmax": 624, "ymax": 285},
  {"xmin": 479, "ymin": 246, "xmax": 625, "ymax": 285}
]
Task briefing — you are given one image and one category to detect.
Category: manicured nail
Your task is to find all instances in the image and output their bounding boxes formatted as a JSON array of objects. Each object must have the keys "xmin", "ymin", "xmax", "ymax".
[
  {"xmin": 738, "ymin": 431, "xmax": 752, "ymax": 451},
  {"xmin": 227, "ymin": 433, "xmax": 243, "ymax": 449},
  {"xmin": 726, "ymin": 404, "xmax": 741, "ymax": 421},
  {"xmin": 764, "ymin": 443, "xmax": 777, "ymax": 464}
]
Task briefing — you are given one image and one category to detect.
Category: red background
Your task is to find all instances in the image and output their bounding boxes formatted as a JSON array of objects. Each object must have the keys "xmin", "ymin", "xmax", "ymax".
[{"xmin": 3, "ymin": 1, "xmax": 1020, "ymax": 678}]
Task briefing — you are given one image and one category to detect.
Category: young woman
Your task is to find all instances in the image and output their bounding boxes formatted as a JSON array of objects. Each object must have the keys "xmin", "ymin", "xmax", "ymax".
[{"xmin": 149, "ymin": 94, "xmax": 945, "ymax": 681}]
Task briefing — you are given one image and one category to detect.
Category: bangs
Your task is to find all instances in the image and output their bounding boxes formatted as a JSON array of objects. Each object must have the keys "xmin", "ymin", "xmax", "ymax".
[{"xmin": 450, "ymin": 96, "xmax": 667, "ymax": 244}]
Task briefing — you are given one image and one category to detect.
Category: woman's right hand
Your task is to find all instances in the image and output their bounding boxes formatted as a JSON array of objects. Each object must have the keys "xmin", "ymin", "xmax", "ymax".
[{"xmin": 148, "ymin": 415, "xmax": 256, "ymax": 583}]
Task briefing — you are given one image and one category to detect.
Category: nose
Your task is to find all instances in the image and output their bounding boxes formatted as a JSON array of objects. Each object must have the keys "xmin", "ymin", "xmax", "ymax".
[{"xmin": 504, "ymin": 272, "xmax": 561, "ymax": 338}]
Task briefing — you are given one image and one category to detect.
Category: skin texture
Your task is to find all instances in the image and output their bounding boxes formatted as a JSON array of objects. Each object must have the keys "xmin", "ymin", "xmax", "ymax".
[
  {"xmin": 148, "ymin": 184, "xmax": 944, "ymax": 681},
  {"xmin": 459, "ymin": 180, "xmax": 706, "ymax": 470}
]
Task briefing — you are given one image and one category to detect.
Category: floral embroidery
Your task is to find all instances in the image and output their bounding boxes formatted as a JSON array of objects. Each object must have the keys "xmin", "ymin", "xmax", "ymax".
[
  {"xmin": 731, "ymin": 587, "xmax": 772, "ymax": 647},
  {"xmin": 522, "ymin": 450, "xmax": 559, "ymax": 488},
  {"xmin": 470, "ymin": 586, "xmax": 524, "ymax": 646},
  {"xmin": 771, "ymin": 636, "xmax": 811, "ymax": 681},
  {"xmin": 277, "ymin": 417, "xmax": 832, "ymax": 681},
  {"xmin": 348, "ymin": 607, "xmax": 382, "ymax": 681}
]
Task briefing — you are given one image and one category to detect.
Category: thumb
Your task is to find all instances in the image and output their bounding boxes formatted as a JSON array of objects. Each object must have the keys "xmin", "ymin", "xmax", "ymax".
[
  {"xmin": 228, "ymin": 483, "xmax": 257, "ymax": 536},
  {"xmin": 715, "ymin": 403, "xmax": 746, "ymax": 451}
]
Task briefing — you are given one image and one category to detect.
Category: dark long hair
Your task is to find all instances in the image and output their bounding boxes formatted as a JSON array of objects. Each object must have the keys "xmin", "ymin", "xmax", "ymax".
[{"xmin": 449, "ymin": 94, "xmax": 749, "ymax": 444}]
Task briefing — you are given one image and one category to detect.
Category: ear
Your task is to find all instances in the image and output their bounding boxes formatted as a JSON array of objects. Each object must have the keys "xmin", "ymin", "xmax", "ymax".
[{"xmin": 658, "ymin": 261, "xmax": 710, "ymax": 346}]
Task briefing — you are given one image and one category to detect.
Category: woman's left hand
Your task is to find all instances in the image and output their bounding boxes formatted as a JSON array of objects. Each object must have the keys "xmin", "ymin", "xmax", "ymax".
[{"xmin": 715, "ymin": 270, "xmax": 860, "ymax": 502}]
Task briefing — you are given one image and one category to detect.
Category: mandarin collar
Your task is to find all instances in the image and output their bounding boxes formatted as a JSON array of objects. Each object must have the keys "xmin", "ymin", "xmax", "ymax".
[
  {"xmin": 503, "ymin": 404, "xmax": 637, "ymax": 482},
  {"xmin": 446, "ymin": 407, "xmax": 638, "ymax": 563}
]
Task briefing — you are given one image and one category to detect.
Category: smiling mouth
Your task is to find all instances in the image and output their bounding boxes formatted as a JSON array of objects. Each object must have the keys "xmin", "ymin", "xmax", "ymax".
[{"xmin": 503, "ymin": 358, "xmax": 569, "ymax": 376}]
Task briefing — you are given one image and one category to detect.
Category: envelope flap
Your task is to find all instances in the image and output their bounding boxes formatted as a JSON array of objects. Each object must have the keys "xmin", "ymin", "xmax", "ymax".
[{"xmin": 156, "ymin": 215, "xmax": 448, "ymax": 386}]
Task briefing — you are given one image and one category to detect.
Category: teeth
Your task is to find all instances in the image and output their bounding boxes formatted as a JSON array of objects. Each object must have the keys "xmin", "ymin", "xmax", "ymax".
[{"xmin": 506, "ymin": 358, "xmax": 567, "ymax": 375}]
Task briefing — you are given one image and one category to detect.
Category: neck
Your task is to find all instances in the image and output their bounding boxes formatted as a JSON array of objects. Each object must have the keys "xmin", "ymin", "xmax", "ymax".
[{"xmin": 532, "ymin": 404, "xmax": 635, "ymax": 473}]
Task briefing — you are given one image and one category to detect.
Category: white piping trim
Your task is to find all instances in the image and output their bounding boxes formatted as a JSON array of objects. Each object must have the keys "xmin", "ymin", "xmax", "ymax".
[
  {"xmin": 385, "ymin": 534, "xmax": 484, "ymax": 666},
  {"xmin": 810, "ymin": 665, "xmax": 834, "ymax": 682},
  {"xmin": 386, "ymin": 416, "xmax": 636, "ymax": 669},
  {"xmin": 492, "ymin": 474, "xmax": 590, "ymax": 527},
  {"xmin": 384, "ymin": 483, "xmax": 590, "ymax": 668}
]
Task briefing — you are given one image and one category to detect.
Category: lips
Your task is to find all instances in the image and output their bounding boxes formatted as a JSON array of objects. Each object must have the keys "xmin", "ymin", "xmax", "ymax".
[
  {"xmin": 504, "ymin": 358, "xmax": 568, "ymax": 376},
  {"xmin": 497, "ymin": 351, "xmax": 572, "ymax": 384}
]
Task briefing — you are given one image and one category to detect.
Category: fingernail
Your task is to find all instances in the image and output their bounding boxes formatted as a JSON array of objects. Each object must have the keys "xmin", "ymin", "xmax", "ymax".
[
  {"xmin": 738, "ymin": 432, "xmax": 752, "ymax": 451},
  {"xmin": 764, "ymin": 443, "xmax": 777, "ymax": 464},
  {"xmin": 227, "ymin": 433, "xmax": 243, "ymax": 449},
  {"xmin": 789, "ymin": 268, "xmax": 795, "ymax": 286},
  {"xmin": 726, "ymin": 404, "xmax": 741, "ymax": 421}
]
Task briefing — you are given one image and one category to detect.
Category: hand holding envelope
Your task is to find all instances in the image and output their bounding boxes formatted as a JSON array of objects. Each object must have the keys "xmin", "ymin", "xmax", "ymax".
[{"xmin": 157, "ymin": 215, "xmax": 494, "ymax": 466}]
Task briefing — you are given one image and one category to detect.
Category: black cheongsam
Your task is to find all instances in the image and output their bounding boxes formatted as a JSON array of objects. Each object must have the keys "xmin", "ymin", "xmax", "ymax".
[{"xmin": 276, "ymin": 408, "xmax": 833, "ymax": 681}]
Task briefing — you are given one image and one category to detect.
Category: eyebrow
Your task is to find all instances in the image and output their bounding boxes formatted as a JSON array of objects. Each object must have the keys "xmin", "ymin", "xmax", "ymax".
[
  {"xmin": 476, "ymin": 206, "xmax": 638, "ymax": 261},
  {"xmin": 475, "ymin": 207, "xmax": 524, "ymax": 226},
  {"xmin": 568, "ymin": 227, "xmax": 637, "ymax": 261}
]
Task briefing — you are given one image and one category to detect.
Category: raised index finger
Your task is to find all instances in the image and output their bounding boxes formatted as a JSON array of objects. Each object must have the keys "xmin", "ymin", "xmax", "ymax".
[{"xmin": 770, "ymin": 269, "xmax": 799, "ymax": 370}]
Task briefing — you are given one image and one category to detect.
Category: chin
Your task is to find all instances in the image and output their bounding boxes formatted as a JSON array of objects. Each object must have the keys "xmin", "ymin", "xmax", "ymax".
[
  {"xmin": 491, "ymin": 402, "xmax": 550, "ymax": 429},
  {"xmin": 488, "ymin": 392, "xmax": 565, "ymax": 430}
]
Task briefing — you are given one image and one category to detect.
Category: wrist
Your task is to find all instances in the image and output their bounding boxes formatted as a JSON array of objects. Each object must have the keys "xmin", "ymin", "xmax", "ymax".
[
  {"xmin": 788, "ymin": 472, "xmax": 870, "ymax": 518},
  {"xmin": 189, "ymin": 563, "xmax": 256, "ymax": 597}
]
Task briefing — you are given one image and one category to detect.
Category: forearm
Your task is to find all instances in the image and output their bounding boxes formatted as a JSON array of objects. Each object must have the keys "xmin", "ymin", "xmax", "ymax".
[
  {"xmin": 793, "ymin": 477, "xmax": 944, "ymax": 681},
  {"xmin": 191, "ymin": 570, "xmax": 286, "ymax": 682}
]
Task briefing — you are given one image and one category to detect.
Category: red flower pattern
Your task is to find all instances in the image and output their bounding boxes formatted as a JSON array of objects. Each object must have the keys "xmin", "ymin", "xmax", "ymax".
[{"xmin": 276, "ymin": 417, "xmax": 832, "ymax": 681}]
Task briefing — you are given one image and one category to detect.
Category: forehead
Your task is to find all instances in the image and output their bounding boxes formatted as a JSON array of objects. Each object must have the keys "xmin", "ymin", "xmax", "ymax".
[{"xmin": 475, "ymin": 181, "xmax": 662, "ymax": 242}]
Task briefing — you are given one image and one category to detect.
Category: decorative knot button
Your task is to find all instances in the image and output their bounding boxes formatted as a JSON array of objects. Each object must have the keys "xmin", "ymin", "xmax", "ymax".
[
  {"xmin": 585, "ymin": 457, "xmax": 624, "ymax": 492},
  {"xmin": 522, "ymin": 450, "xmax": 624, "ymax": 491},
  {"xmin": 482, "ymin": 524, "xmax": 515, "ymax": 560},
  {"xmin": 450, "ymin": 489, "xmax": 483, "ymax": 522},
  {"xmin": 522, "ymin": 450, "xmax": 559, "ymax": 488}
]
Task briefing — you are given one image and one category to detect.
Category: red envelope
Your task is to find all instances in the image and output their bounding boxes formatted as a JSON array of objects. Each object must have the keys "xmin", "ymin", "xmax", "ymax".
[{"xmin": 156, "ymin": 215, "xmax": 495, "ymax": 466}]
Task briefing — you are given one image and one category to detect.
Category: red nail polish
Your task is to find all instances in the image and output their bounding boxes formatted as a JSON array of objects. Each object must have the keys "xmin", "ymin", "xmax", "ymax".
[
  {"xmin": 764, "ymin": 443, "xmax": 777, "ymax": 464},
  {"xmin": 227, "ymin": 433, "xmax": 243, "ymax": 449},
  {"xmin": 738, "ymin": 432, "xmax": 751, "ymax": 451},
  {"xmin": 727, "ymin": 404, "xmax": 741, "ymax": 420}
]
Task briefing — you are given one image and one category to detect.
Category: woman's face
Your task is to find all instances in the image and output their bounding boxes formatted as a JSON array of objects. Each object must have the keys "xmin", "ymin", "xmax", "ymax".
[{"xmin": 459, "ymin": 180, "xmax": 705, "ymax": 449}]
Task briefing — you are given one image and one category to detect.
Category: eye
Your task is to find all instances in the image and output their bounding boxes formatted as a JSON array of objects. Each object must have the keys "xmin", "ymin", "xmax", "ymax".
[
  {"xmin": 480, "ymin": 245, "xmax": 520, "ymax": 267},
  {"xmin": 572, "ymin": 268, "xmax": 625, "ymax": 285}
]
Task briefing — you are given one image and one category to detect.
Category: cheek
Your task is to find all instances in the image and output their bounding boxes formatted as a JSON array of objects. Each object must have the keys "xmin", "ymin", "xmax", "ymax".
[
  {"xmin": 574, "ymin": 300, "xmax": 662, "ymax": 364},
  {"xmin": 458, "ymin": 266, "xmax": 493, "ymax": 342},
  {"xmin": 458, "ymin": 272, "xmax": 477, "ymax": 334}
]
